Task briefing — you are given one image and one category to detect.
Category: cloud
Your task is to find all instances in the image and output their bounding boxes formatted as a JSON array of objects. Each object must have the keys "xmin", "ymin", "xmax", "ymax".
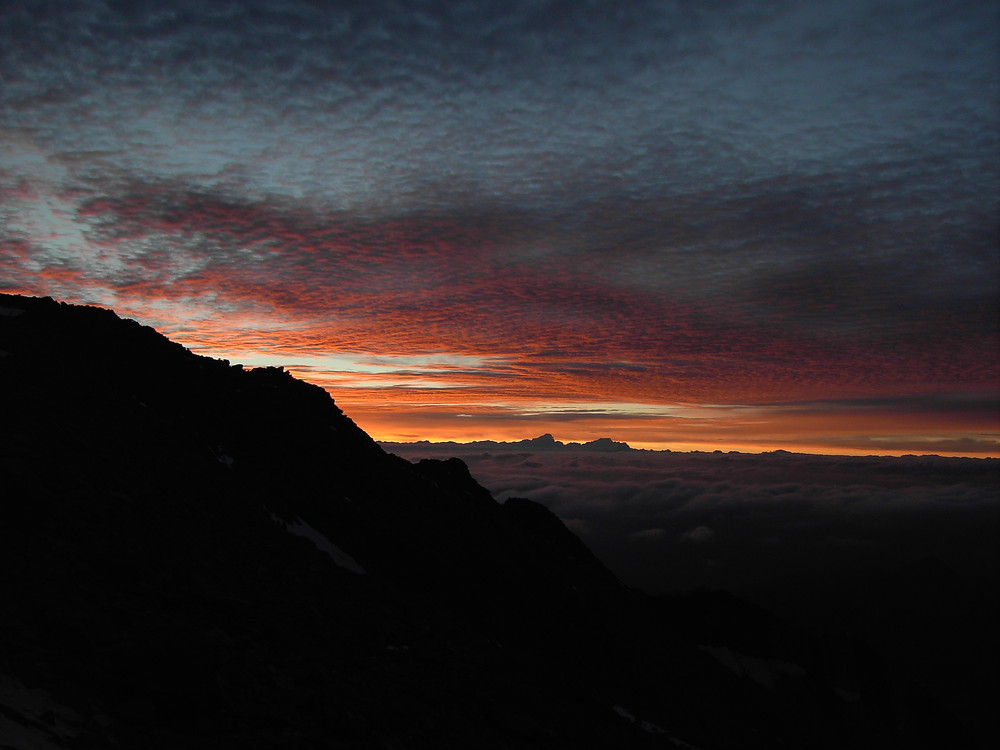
[
  {"xmin": 0, "ymin": 0, "xmax": 996, "ymax": 454},
  {"xmin": 680, "ymin": 526, "xmax": 715, "ymax": 543},
  {"xmin": 4, "ymin": 1, "xmax": 996, "ymax": 212},
  {"xmin": 630, "ymin": 528, "xmax": 666, "ymax": 542},
  {"xmin": 388, "ymin": 444, "xmax": 1000, "ymax": 597},
  {"xmin": 8, "ymin": 176, "xmax": 996, "ymax": 413}
]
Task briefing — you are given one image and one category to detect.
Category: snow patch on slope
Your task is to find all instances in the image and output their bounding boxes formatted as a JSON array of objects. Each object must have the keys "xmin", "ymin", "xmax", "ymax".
[
  {"xmin": 270, "ymin": 513, "xmax": 367, "ymax": 574},
  {"xmin": 611, "ymin": 704, "xmax": 700, "ymax": 748},
  {"xmin": 699, "ymin": 645, "xmax": 805, "ymax": 689},
  {"xmin": 0, "ymin": 672, "xmax": 80, "ymax": 749}
]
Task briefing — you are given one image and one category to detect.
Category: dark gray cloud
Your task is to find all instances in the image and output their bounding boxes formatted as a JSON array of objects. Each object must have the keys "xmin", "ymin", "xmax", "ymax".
[{"xmin": 3, "ymin": 0, "xmax": 995, "ymax": 211}]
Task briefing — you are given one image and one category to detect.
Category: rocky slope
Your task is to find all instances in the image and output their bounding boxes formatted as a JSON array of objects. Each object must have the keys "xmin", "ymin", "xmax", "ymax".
[{"xmin": 0, "ymin": 294, "xmax": 974, "ymax": 749}]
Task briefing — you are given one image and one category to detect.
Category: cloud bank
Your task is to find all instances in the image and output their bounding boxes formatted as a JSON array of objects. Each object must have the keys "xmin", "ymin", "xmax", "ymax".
[{"xmin": 388, "ymin": 442, "xmax": 1000, "ymax": 601}]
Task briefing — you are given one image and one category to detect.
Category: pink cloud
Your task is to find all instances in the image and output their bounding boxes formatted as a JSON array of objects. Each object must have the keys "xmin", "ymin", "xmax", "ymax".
[{"xmin": 5, "ymin": 180, "xmax": 996, "ymax": 455}]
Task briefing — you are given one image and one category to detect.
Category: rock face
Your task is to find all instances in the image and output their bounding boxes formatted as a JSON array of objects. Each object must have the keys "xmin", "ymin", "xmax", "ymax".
[{"xmin": 0, "ymin": 294, "xmax": 973, "ymax": 749}]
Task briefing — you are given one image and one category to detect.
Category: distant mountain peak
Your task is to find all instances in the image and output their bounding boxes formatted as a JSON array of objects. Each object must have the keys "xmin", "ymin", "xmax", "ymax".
[
  {"xmin": 530, "ymin": 432, "xmax": 558, "ymax": 444},
  {"xmin": 380, "ymin": 433, "xmax": 634, "ymax": 453},
  {"xmin": 578, "ymin": 436, "xmax": 632, "ymax": 452}
]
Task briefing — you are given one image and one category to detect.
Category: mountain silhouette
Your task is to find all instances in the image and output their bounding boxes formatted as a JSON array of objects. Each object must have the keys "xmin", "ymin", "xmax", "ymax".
[
  {"xmin": 381, "ymin": 433, "xmax": 635, "ymax": 453},
  {"xmin": 0, "ymin": 294, "xmax": 974, "ymax": 749}
]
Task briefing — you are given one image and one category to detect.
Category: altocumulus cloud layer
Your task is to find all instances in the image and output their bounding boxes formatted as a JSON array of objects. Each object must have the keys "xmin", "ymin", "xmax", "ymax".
[{"xmin": 1, "ymin": 0, "xmax": 998, "ymax": 452}]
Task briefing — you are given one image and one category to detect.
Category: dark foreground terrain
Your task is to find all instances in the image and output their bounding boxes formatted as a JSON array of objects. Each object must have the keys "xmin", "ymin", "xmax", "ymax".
[
  {"xmin": 0, "ymin": 294, "xmax": 987, "ymax": 749},
  {"xmin": 384, "ymin": 437, "xmax": 1000, "ymax": 747}
]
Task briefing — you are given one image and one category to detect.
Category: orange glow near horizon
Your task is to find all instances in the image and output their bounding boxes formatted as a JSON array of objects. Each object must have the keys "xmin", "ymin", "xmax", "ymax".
[
  {"xmin": 329, "ymin": 394, "xmax": 1000, "ymax": 459},
  {"xmin": 5, "ymin": 261, "xmax": 998, "ymax": 459}
]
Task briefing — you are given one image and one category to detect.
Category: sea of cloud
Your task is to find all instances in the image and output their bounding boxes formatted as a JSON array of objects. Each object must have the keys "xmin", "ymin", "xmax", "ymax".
[{"xmin": 387, "ymin": 443, "xmax": 1000, "ymax": 615}]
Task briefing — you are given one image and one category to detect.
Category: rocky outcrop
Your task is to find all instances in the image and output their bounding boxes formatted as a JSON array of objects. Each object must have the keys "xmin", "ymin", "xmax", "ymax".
[{"xmin": 0, "ymin": 294, "xmax": 973, "ymax": 749}]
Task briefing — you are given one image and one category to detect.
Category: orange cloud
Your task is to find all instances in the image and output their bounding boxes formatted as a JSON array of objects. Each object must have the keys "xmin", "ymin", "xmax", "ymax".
[{"xmin": 5, "ymin": 182, "xmax": 997, "ymax": 456}]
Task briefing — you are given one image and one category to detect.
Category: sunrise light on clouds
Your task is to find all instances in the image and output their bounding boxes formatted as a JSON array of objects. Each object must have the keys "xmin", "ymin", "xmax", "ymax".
[{"xmin": 1, "ymin": 0, "xmax": 997, "ymax": 456}]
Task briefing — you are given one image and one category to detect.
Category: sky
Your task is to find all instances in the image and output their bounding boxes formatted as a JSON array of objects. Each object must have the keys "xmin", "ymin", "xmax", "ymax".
[{"xmin": 1, "ymin": 0, "xmax": 998, "ymax": 456}]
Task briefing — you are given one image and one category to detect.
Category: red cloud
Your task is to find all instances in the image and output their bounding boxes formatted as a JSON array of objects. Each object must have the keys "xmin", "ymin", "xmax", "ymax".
[{"xmin": 6, "ymin": 182, "xmax": 997, "ymax": 455}]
